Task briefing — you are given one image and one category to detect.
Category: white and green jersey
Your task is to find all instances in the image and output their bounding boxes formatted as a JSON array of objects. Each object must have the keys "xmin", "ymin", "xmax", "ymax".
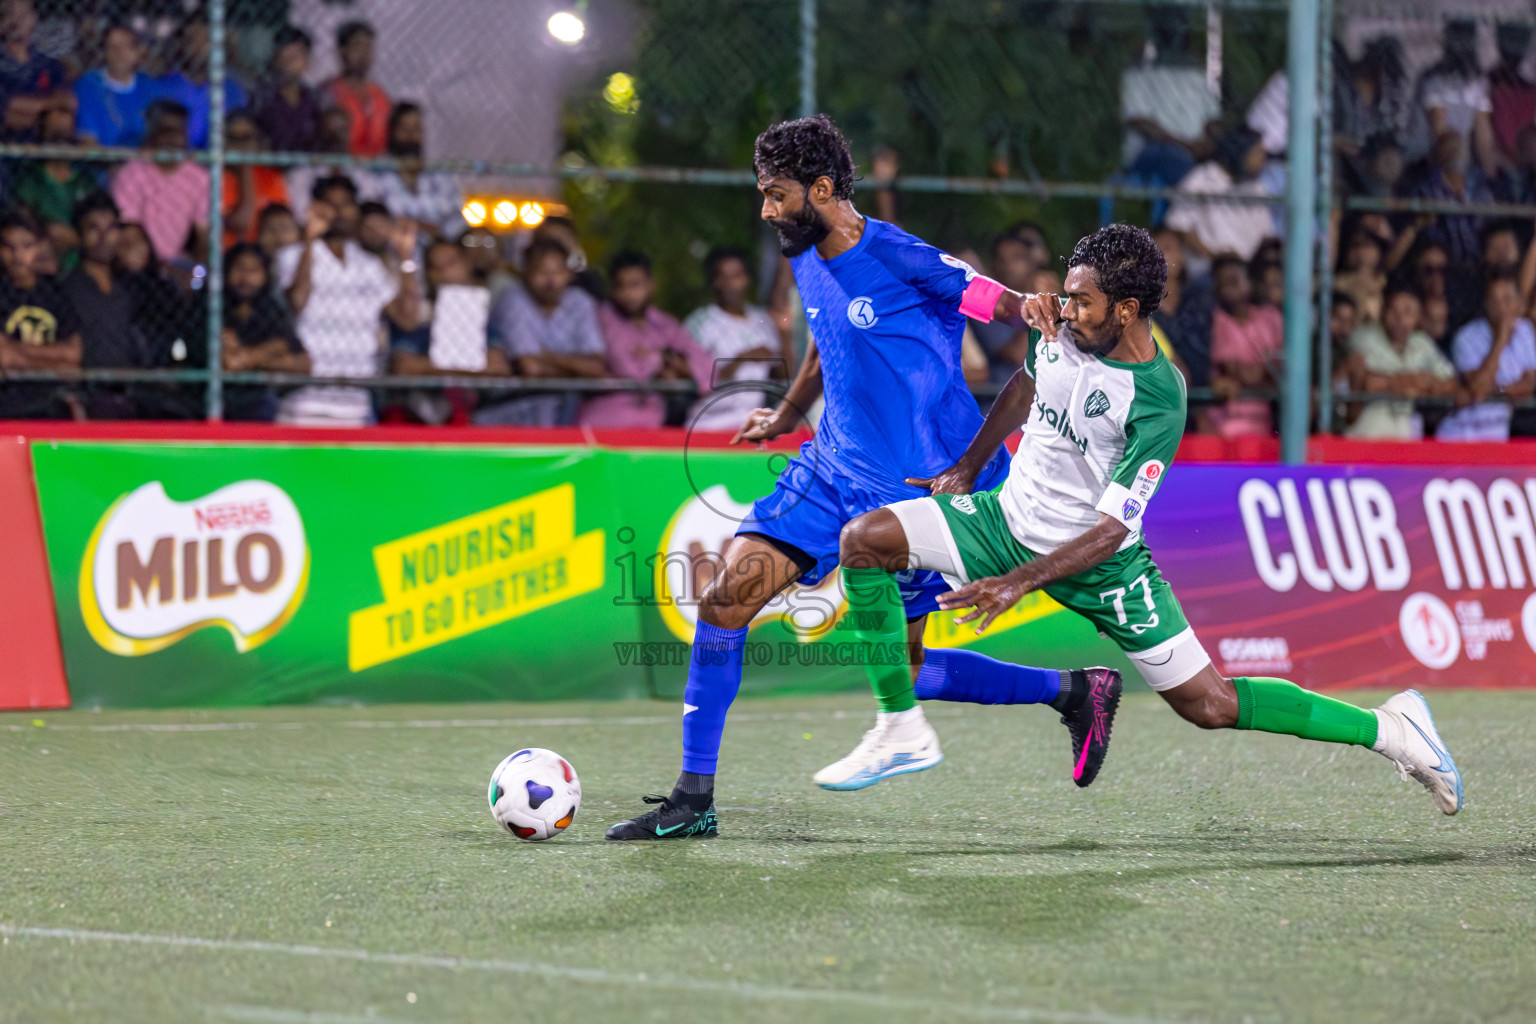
[{"xmin": 997, "ymin": 328, "xmax": 1187, "ymax": 554}]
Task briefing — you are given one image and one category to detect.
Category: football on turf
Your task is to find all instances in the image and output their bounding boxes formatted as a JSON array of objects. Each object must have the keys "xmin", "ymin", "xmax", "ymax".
[{"xmin": 488, "ymin": 748, "xmax": 581, "ymax": 841}]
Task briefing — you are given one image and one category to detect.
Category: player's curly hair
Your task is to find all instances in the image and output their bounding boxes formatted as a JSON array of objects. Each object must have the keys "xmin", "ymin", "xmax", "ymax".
[
  {"xmin": 753, "ymin": 114, "xmax": 856, "ymax": 200},
  {"xmin": 1067, "ymin": 224, "xmax": 1167, "ymax": 319}
]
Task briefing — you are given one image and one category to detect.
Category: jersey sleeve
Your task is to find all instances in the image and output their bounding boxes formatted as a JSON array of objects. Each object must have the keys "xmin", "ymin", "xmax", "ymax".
[
  {"xmin": 1093, "ymin": 381, "xmax": 1185, "ymax": 535},
  {"xmin": 1021, "ymin": 329, "xmax": 1042, "ymax": 379},
  {"xmin": 876, "ymin": 234, "xmax": 1004, "ymax": 319}
]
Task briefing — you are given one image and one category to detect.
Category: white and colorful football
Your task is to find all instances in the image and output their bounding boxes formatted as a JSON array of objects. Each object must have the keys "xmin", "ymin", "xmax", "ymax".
[{"xmin": 488, "ymin": 748, "xmax": 581, "ymax": 841}]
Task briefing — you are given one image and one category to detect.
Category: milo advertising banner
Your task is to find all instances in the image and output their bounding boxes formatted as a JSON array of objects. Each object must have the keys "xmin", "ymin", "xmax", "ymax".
[{"xmin": 30, "ymin": 441, "xmax": 1109, "ymax": 708}]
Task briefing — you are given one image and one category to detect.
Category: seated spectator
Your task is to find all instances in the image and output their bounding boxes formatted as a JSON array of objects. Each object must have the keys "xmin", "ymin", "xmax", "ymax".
[
  {"xmin": 460, "ymin": 225, "xmax": 516, "ymax": 300},
  {"xmin": 214, "ymin": 243, "xmax": 311, "ymax": 421},
  {"xmin": 971, "ymin": 231, "xmax": 1036, "ymax": 382},
  {"xmin": 1150, "ymin": 226, "xmax": 1213, "ymax": 385},
  {"xmin": 1330, "ymin": 291, "xmax": 1358, "ymax": 344},
  {"xmin": 157, "ymin": 11, "xmax": 248, "ymax": 149},
  {"xmin": 1497, "ymin": 124, "xmax": 1536, "ymax": 203},
  {"xmin": 274, "ymin": 174, "xmax": 419, "ymax": 426},
  {"xmin": 1343, "ymin": 284, "xmax": 1459, "ymax": 439},
  {"xmin": 1436, "ymin": 272, "xmax": 1536, "ymax": 441},
  {"xmin": 683, "ymin": 245, "xmax": 790, "ymax": 432},
  {"xmin": 13, "ymin": 105, "xmax": 103, "ymax": 264},
  {"xmin": 1408, "ymin": 242, "xmax": 1456, "ymax": 348},
  {"xmin": 370, "ymin": 102, "xmax": 463, "ymax": 241},
  {"xmin": 0, "ymin": 0, "xmax": 68, "ymax": 141},
  {"xmin": 1335, "ymin": 39, "xmax": 1421, "ymax": 180},
  {"xmin": 579, "ymin": 250, "xmax": 713, "ymax": 429},
  {"xmin": 322, "ymin": 20, "xmax": 389, "ymax": 157},
  {"xmin": 1205, "ymin": 253, "xmax": 1282, "ymax": 437},
  {"xmin": 1408, "ymin": 130, "xmax": 1492, "ymax": 275},
  {"xmin": 1416, "ymin": 18, "xmax": 1497, "ymax": 179},
  {"xmin": 1165, "ymin": 125, "xmax": 1277, "ymax": 262},
  {"xmin": 1354, "ymin": 133, "xmax": 1406, "ymax": 198},
  {"xmin": 221, "ymin": 109, "xmax": 289, "ymax": 247},
  {"xmin": 114, "ymin": 221, "xmax": 194, "ymax": 376},
  {"xmin": 1488, "ymin": 22, "xmax": 1536, "ymax": 167},
  {"xmin": 530, "ymin": 215, "xmax": 603, "ymax": 299},
  {"xmin": 253, "ymin": 25, "xmax": 320, "ymax": 153},
  {"xmin": 1119, "ymin": 8, "xmax": 1216, "ymax": 196},
  {"xmin": 62, "ymin": 192, "xmax": 143, "ymax": 375},
  {"xmin": 1249, "ymin": 243, "xmax": 1284, "ymax": 310},
  {"xmin": 387, "ymin": 239, "xmax": 506, "ymax": 424},
  {"xmin": 286, "ymin": 107, "xmax": 355, "ymax": 222},
  {"xmin": 0, "ymin": 211, "xmax": 81, "ymax": 418},
  {"xmin": 477, "ymin": 237, "xmax": 605, "ymax": 426},
  {"xmin": 1333, "ymin": 226, "xmax": 1388, "ymax": 324},
  {"xmin": 256, "ymin": 203, "xmax": 299, "ymax": 261},
  {"xmin": 111, "ymin": 99, "xmax": 210, "ymax": 264},
  {"xmin": 356, "ymin": 201, "xmax": 394, "ymax": 259},
  {"xmin": 73, "ymin": 23, "xmax": 160, "ymax": 148}
]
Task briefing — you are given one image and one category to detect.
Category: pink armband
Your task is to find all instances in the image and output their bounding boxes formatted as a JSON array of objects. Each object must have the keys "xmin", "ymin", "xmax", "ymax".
[{"xmin": 959, "ymin": 276, "xmax": 1006, "ymax": 323}]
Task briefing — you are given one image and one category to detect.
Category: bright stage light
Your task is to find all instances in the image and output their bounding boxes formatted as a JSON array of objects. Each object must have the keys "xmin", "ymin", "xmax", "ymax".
[
  {"xmin": 492, "ymin": 200, "xmax": 518, "ymax": 226},
  {"xmin": 462, "ymin": 201, "xmax": 487, "ymax": 226},
  {"xmin": 547, "ymin": 11, "xmax": 585, "ymax": 44},
  {"xmin": 519, "ymin": 202, "xmax": 545, "ymax": 227}
]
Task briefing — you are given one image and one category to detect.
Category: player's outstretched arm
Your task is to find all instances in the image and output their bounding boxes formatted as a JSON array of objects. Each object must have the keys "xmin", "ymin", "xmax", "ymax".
[
  {"xmin": 938, "ymin": 514, "xmax": 1128, "ymax": 634},
  {"xmin": 732, "ymin": 335, "xmax": 822, "ymax": 444},
  {"xmin": 906, "ymin": 366, "xmax": 1036, "ymax": 495},
  {"xmin": 993, "ymin": 291, "xmax": 1063, "ymax": 341}
]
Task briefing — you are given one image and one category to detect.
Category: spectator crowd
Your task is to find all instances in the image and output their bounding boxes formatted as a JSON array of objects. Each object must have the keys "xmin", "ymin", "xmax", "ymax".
[{"xmin": 0, "ymin": 1, "xmax": 1532, "ymax": 441}]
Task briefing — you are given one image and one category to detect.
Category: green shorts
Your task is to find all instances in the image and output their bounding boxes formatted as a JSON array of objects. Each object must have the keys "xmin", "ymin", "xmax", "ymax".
[{"xmin": 886, "ymin": 490, "xmax": 1206, "ymax": 687}]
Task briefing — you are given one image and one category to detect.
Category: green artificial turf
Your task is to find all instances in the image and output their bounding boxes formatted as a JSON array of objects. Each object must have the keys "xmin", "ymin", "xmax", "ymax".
[{"xmin": 1, "ymin": 691, "xmax": 1532, "ymax": 1024}]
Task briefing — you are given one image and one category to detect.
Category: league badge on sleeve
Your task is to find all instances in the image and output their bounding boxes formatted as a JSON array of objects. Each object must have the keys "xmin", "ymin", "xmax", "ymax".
[
  {"xmin": 1132, "ymin": 460, "xmax": 1164, "ymax": 500},
  {"xmin": 1122, "ymin": 498, "xmax": 1142, "ymax": 521}
]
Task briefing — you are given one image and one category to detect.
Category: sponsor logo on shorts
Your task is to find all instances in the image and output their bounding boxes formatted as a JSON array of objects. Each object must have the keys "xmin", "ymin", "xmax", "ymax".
[
  {"xmin": 949, "ymin": 494, "xmax": 978, "ymax": 515},
  {"xmin": 1121, "ymin": 498, "xmax": 1142, "ymax": 521},
  {"xmin": 1218, "ymin": 636, "xmax": 1292, "ymax": 674},
  {"xmin": 847, "ymin": 296, "xmax": 878, "ymax": 329},
  {"xmin": 1083, "ymin": 389, "xmax": 1110, "ymax": 418}
]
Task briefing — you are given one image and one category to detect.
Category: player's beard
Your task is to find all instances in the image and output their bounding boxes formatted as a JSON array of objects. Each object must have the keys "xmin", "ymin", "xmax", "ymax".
[
  {"xmin": 771, "ymin": 203, "xmax": 830, "ymax": 257},
  {"xmin": 1065, "ymin": 320, "xmax": 1120, "ymax": 357}
]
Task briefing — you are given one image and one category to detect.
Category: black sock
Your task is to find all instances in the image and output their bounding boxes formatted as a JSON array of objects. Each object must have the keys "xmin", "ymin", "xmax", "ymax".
[
  {"xmin": 1048, "ymin": 670, "xmax": 1081, "ymax": 714},
  {"xmin": 669, "ymin": 771, "xmax": 714, "ymax": 811}
]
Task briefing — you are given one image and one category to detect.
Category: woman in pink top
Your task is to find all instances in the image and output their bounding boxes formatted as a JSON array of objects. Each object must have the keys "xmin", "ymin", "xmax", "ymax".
[
  {"xmin": 1206, "ymin": 253, "xmax": 1283, "ymax": 437},
  {"xmin": 579, "ymin": 251, "xmax": 715, "ymax": 429}
]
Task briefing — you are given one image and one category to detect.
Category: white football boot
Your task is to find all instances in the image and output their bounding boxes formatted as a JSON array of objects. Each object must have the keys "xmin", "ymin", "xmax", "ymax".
[
  {"xmin": 813, "ymin": 707, "xmax": 943, "ymax": 791},
  {"xmin": 1372, "ymin": 690, "xmax": 1463, "ymax": 815}
]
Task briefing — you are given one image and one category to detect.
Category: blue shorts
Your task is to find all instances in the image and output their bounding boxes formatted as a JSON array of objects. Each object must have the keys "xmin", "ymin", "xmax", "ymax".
[{"xmin": 740, "ymin": 440, "xmax": 1010, "ymax": 617}]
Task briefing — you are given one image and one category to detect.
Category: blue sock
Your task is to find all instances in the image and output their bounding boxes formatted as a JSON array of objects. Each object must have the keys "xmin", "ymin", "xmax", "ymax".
[
  {"xmin": 913, "ymin": 648, "xmax": 1061, "ymax": 705},
  {"xmin": 680, "ymin": 622, "xmax": 749, "ymax": 775}
]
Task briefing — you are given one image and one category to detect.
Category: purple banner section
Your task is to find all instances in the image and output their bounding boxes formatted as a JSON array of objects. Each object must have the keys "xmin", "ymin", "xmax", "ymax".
[{"xmin": 1145, "ymin": 465, "xmax": 1536, "ymax": 689}]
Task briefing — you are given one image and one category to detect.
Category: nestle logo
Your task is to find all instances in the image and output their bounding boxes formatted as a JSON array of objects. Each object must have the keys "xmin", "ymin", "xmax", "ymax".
[
  {"xmin": 195, "ymin": 500, "xmax": 273, "ymax": 532},
  {"xmin": 1218, "ymin": 637, "xmax": 1290, "ymax": 663}
]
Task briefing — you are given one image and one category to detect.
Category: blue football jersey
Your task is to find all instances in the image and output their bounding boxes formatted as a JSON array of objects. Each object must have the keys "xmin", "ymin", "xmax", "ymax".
[{"xmin": 791, "ymin": 217, "xmax": 991, "ymax": 485}]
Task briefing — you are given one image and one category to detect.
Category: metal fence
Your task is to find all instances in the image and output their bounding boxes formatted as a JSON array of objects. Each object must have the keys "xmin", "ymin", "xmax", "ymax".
[{"xmin": 0, "ymin": 0, "xmax": 1529, "ymax": 457}]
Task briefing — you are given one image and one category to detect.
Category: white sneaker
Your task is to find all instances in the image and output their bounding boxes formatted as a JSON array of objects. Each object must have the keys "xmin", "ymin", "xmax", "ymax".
[
  {"xmin": 813, "ymin": 708, "xmax": 943, "ymax": 791},
  {"xmin": 1372, "ymin": 690, "xmax": 1463, "ymax": 815}
]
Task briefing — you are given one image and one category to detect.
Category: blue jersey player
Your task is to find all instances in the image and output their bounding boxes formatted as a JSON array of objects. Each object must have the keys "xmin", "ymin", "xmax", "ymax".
[{"xmin": 606, "ymin": 116, "xmax": 1123, "ymax": 841}]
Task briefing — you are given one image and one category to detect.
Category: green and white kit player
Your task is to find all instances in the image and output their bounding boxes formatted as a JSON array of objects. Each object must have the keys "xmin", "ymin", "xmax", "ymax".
[{"xmin": 817, "ymin": 224, "xmax": 1462, "ymax": 816}]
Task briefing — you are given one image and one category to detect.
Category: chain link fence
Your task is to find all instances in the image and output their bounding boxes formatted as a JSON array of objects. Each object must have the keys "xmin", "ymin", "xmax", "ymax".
[{"xmin": 0, "ymin": 0, "xmax": 1522, "ymax": 441}]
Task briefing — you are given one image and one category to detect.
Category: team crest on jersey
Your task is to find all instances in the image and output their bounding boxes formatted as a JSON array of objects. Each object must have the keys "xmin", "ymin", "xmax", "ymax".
[
  {"xmin": 1122, "ymin": 498, "xmax": 1142, "ymax": 521},
  {"xmin": 1083, "ymin": 389, "xmax": 1110, "ymax": 418},
  {"xmin": 939, "ymin": 252, "xmax": 980, "ymax": 282},
  {"xmin": 949, "ymin": 494, "xmax": 977, "ymax": 515},
  {"xmin": 847, "ymin": 296, "xmax": 878, "ymax": 329}
]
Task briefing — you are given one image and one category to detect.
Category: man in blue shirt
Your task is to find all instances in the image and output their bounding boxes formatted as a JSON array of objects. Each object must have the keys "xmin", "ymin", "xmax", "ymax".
[
  {"xmin": 606, "ymin": 115, "xmax": 1115, "ymax": 840},
  {"xmin": 158, "ymin": 12, "xmax": 246, "ymax": 149},
  {"xmin": 74, "ymin": 24, "xmax": 161, "ymax": 148}
]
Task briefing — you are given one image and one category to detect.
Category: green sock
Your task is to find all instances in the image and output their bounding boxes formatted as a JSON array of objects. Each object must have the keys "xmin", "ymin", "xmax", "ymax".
[
  {"xmin": 1233, "ymin": 676, "xmax": 1378, "ymax": 747},
  {"xmin": 841, "ymin": 567, "xmax": 914, "ymax": 713}
]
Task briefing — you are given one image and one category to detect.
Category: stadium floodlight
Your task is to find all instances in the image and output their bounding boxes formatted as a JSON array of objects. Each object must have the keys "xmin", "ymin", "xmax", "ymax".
[
  {"xmin": 492, "ymin": 200, "xmax": 518, "ymax": 226},
  {"xmin": 519, "ymin": 202, "xmax": 545, "ymax": 227},
  {"xmin": 547, "ymin": 11, "xmax": 585, "ymax": 44},
  {"xmin": 462, "ymin": 201, "xmax": 487, "ymax": 227}
]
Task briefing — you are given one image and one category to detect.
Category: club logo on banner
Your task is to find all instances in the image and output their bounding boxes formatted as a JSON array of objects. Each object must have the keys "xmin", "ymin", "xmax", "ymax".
[
  {"xmin": 347, "ymin": 482, "xmax": 604, "ymax": 671},
  {"xmin": 79, "ymin": 481, "xmax": 309, "ymax": 656}
]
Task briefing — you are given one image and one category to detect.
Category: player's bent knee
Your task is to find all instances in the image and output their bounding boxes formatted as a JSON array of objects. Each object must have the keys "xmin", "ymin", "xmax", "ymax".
[
  {"xmin": 697, "ymin": 579, "xmax": 757, "ymax": 631},
  {"xmin": 838, "ymin": 510, "xmax": 905, "ymax": 571}
]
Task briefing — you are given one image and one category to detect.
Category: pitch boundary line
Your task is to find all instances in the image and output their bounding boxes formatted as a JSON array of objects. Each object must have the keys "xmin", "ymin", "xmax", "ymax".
[
  {"xmin": 4, "ymin": 708, "xmax": 972, "ymax": 734},
  {"xmin": 1, "ymin": 924, "xmax": 1187, "ymax": 1024}
]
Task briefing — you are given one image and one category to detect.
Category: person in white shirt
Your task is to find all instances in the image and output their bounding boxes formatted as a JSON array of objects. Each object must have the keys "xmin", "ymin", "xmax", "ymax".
[
  {"xmin": 275, "ymin": 174, "xmax": 419, "ymax": 426},
  {"xmin": 1416, "ymin": 18, "xmax": 1499, "ymax": 178},
  {"xmin": 684, "ymin": 246, "xmax": 793, "ymax": 432},
  {"xmin": 1436, "ymin": 273, "xmax": 1536, "ymax": 441},
  {"xmin": 1342, "ymin": 284, "xmax": 1460, "ymax": 439},
  {"xmin": 1164, "ymin": 125, "xmax": 1278, "ymax": 262}
]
